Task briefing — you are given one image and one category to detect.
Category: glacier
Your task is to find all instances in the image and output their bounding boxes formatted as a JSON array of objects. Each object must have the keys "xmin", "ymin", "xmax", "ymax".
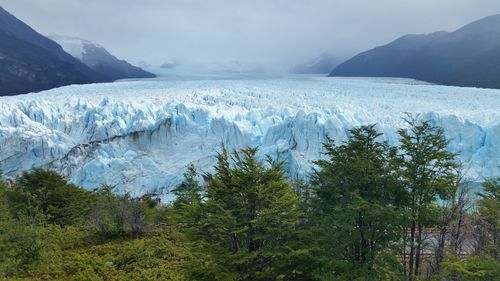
[{"xmin": 0, "ymin": 75, "xmax": 499, "ymax": 197}]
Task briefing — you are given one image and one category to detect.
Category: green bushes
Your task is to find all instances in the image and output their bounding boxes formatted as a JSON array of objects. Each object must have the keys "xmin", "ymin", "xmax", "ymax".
[
  {"xmin": 0, "ymin": 169, "xmax": 186, "ymax": 280},
  {"xmin": 88, "ymin": 186, "xmax": 150, "ymax": 238}
]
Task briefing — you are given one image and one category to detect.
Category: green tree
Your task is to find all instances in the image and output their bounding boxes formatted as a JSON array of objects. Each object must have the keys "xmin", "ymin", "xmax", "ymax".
[
  {"xmin": 88, "ymin": 186, "xmax": 149, "ymax": 238},
  {"xmin": 0, "ymin": 173, "xmax": 46, "ymax": 277},
  {"xmin": 7, "ymin": 169, "xmax": 93, "ymax": 227},
  {"xmin": 476, "ymin": 178, "xmax": 499, "ymax": 259},
  {"xmin": 438, "ymin": 254, "xmax": 499, "ymax": 281},
  {"xmin": 185, "ymin": 147, "xmax": 311, "ymax": 280},
  {"xmin": 0, "ymin": 173, "xmax": 8, "ymax": 223},
  {"xmin": 398, "ymin": 116, "xmax": 458, "ymax": 281},
  {"xmin": 310, "ymin": 125, "xmax": 403, "ymax": 281},
  {"xmin": 173, "ymin": 164, "xmax": 203, "ymax": 210},
  {"xmin": 0, "ymin": 175, "xmax": 13, "ymax": 276}
]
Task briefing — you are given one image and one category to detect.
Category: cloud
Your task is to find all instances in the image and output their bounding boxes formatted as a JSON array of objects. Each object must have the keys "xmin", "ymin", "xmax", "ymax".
[{"xmin": 2, "ymin": 0, "xmax": 500, "ymax": 70}]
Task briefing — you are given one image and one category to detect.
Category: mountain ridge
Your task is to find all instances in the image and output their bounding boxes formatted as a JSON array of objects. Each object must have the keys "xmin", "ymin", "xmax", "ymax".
[
  {"xmin": 293, "ymin": 53, "xmax": 340, "ymax": 74},
  {"xmin": 51, "ymin": 35, "xmax": 156, "ymax": 81},
  {"xmin": 0, "ymin": 7, "xmax": 104, "ymax": 82},
  {"xmin": 0, "ymin": 7, "xmax": 154, "ymax": 96},
  {"xmin": 330, "ymin": 14, "xmax": 500, "ymax": 89}
]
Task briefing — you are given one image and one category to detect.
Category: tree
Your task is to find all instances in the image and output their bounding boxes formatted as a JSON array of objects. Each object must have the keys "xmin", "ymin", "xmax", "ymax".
[
  {"xmin": 398, "ymin": 116, "xmax": 459, "ymax": 281},
  {"xmin": 1, "ymin": 169, "xmax": 98, "ymax": 277},
  {"xmin": 0, "ymin": 175, "xmax": 14, "ymax": 276},
  {"xmin": 185, "ymin": 147, "xmax": 312, "ymax": 280},
  {"xmin": 430, "ymin": 177, "xmax": 474, "ymax": 277},
  {"xmin": 0, "ymin": 173, "xmax": 46, "ymax": 277},
  {"xmin": 7, "ymin": 169, "xmax": 93, "ymax": 226},
  {"xmin": 475, "ymin": 178, "xmax": 499, "ymax": 259},
  {"xmin": 88, "ymin": 186, "xmax": 150, "ymax": 238},
  {"xmin": 173, "ymin": 164, "xmax": 203, "ymax": 210},
  {"xmin": 439, "ymin": 254, "xmax": 499, "ymax": 281},
  {"xmin": 437, "ymin": 178, "xmax": 500, "ymax": 281},
  {"xmin": 0, "ymin": 173, "xmax": 8, "ymax": 223},
  {"xmin": 309, "ymin": 125, "xmax": 403, "ymax": 280}
]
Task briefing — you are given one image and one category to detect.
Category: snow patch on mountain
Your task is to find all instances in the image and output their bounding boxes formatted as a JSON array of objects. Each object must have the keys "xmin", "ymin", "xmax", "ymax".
[
  {"xmin": 49, "ymin": 35, "xmax": 99, "ymax": 60},
  {"xmin": 0, "ymin": 76, "xmax": 499, "ymax": 197}
]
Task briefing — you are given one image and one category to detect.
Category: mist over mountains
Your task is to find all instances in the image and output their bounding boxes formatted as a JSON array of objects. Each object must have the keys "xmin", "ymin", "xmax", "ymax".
[
  {"xmin": 293, "ymin": 53, "xmax": 340, "ymax": 74},
  {"xmin": 330, "ymin": 14, "xmax": 500, "ymax": 89},
  {"xmin": 2, "ymin": 4, "xmax": 500, "ymax": 95}
]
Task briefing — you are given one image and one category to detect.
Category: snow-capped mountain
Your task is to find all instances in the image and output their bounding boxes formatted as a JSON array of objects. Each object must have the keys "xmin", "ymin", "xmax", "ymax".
[
  {"xmin": 0, "ymin": 76, "xmax": 499, "ymax": 197},
  {"xmin": 50, "ymin": 35, "xmax": 156, "ymax": 81}
]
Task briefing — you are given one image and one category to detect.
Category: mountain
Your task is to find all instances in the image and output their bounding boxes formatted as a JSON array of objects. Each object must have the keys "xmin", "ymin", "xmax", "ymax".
[
  {"xmin": 0, "ymin": 77, "xmax": 498, "ymax": 197},
  {"xmin": 293, "ymin": 53, "xmax": 341, "ymax": 74},
  {"xmin": 0, "ymin": 6, "xmax": 104, "ymax": 96},
  {"xmin": 330, "ymin": 14, "xmax": 500, "ymax": 89},
  {"xmin": 51, "ymin": 35, "xmax": 156, "ymax": 81}
]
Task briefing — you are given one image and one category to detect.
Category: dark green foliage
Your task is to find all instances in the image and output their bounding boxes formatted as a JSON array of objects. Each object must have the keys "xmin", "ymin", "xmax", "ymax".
[
  {"xmin": 173, "ymin": 164, "xmax": 203, "ymax": 209},
  {"xmin": 310, "ymin": 125, "xmax": 403, "ymax": 280},
  {"xmin": 172, "ymin": 164, "xmax": 203, "ymax": 225},
  {"xmin": 398, "ymin": 117, "xmax": 458, "ymax": 203},
  {"xmin": 185, "ymin": 147, "xmax": 312, "ymax": 280},
  {"xmin": 6, "ymin": 169, "xmax": 93, "ymax": 226},
  {"xmin": 0, "ymin": 175, "xmax": 8, "ymax": 222},
  {"xmin": 0, "ymin": 177, "xmax": 17, "ymax": 275},
  {"xmin": 0, "ymin": 170, "xmax": 96, "ymax": 277},
  {"xmin": 308, "ymin": 118, "xmax": 467, "ymax": 281},
  {"xmin": 0, "ymin": 174, "xmax": 47, "ymax": 276}
]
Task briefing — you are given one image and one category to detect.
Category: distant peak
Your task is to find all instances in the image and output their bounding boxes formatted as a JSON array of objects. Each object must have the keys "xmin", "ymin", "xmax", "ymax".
[
  {"xmin": 49, "ymin": 35, "xmax": 101, "ymax": 47},
  {"xmin": 469, "ymin": 14, "xmax": 500, "ymax": 26},
  {"xmin": 0, "ymin": 5, "xmax": 12, "ymax": 15},
  {"xmin": 477, "ymin": 13, "xmax": 500, "ymax": 21}
]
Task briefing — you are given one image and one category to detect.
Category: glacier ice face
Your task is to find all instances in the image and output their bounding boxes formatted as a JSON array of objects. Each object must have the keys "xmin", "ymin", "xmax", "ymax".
[{"xmin": 0, "ymin": 76, "xmax": 499, "ymax": 197}]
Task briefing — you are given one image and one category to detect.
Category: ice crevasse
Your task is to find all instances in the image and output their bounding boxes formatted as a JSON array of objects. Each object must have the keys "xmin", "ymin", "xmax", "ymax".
[{"xmin": 0, "ymin": 76, "xmax": 499, "ymax": 197}]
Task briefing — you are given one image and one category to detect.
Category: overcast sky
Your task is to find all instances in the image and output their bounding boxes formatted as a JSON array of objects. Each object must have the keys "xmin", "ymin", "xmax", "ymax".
[{"xmin": 1, "ymin": 0, "xmax": 500, "ymax": 70}]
